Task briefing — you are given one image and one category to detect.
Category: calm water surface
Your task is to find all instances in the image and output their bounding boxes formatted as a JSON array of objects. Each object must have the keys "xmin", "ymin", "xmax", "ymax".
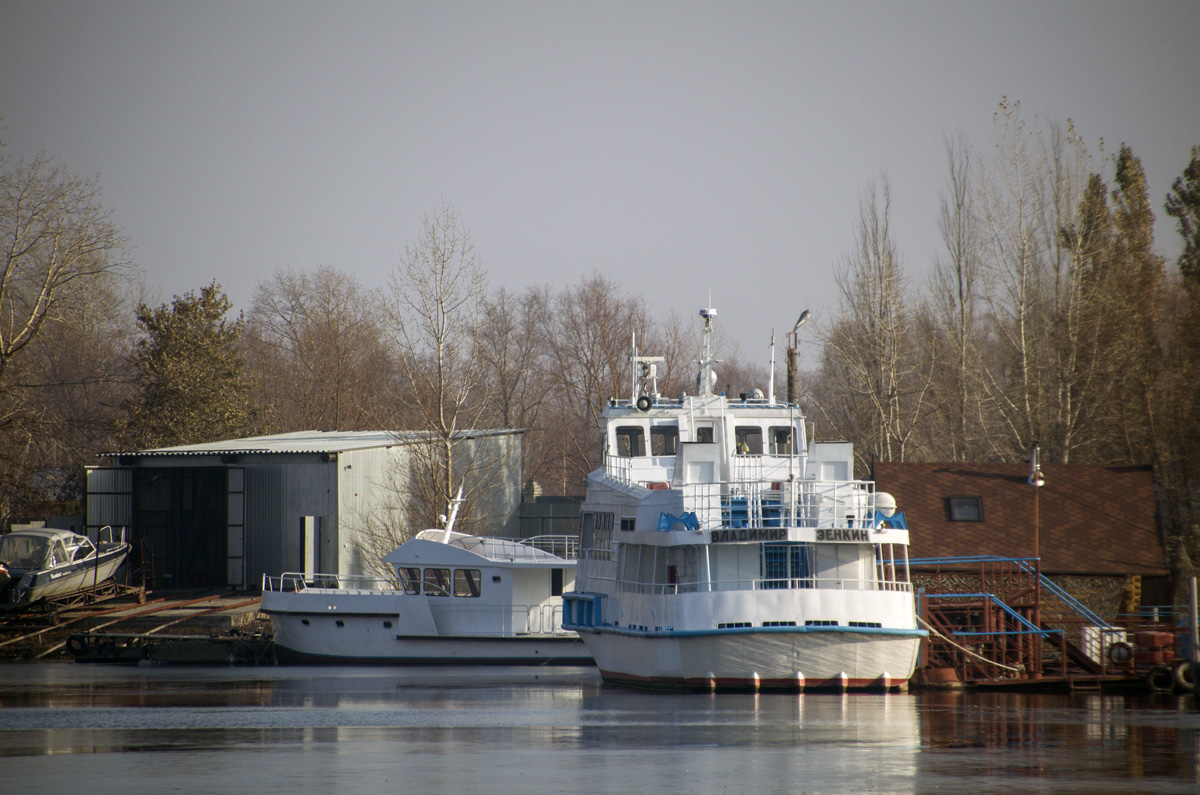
[{"xmin": 1, "ymin": 662, "xmax": 1198, "ymax": 794}]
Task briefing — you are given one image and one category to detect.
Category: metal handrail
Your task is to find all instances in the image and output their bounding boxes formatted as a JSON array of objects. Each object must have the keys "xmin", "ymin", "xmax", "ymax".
[
  {"xmin": 911, "ymin": 555, "xmax": 1113, "ymax": 631},
  {"xmin": 587, "ymin": 572, "xmax": 914, "ymax": 596}
]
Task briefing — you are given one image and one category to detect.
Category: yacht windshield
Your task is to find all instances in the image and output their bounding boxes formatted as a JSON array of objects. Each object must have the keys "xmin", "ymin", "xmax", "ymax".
[{"xmin": 0, "ymin": 535, "xmax": 51, "ymax": 570}]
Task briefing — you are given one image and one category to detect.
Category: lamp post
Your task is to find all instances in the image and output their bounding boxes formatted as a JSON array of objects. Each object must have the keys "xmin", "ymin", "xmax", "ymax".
[
  {"xmin": 1028, "ymin": 441, "xmax": 1045, "ymax": 559},
  {"xmin": 786, "ymin": 309, "xmax": 810, "ymax": 404}
]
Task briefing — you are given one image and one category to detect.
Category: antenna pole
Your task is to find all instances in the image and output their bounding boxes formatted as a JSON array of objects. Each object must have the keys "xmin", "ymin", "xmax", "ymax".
[{"xmin": 768, "ymin": 329, "xmax": 776, "ymax": 404}]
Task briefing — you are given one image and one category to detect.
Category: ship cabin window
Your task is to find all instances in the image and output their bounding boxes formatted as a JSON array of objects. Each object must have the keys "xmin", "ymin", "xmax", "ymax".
[
  {"xmin": 424, "ymin": 568, "xmax": 452, "ymax": 596},
  {"xmin": 551, "ymin": 568, "xmax": 564, "ymax": 596},
  {"xmin": 620, "ymin": 517, "xmax": 636, "ymax": 531},
  {"xmin": 695, "ymin": 425, "xmax": 714, "ymax": 443},
  {"xmin": 761, "ymin": 542, "xmax": 814, "ymax": 589},
  {"xmin": 454, "ymin": 569, "xmax": 482, "ymax": 597},
  {"xmin": 615, "ymin": 425, "xmax": 646, "ymax": 457},
  {"xmin": 734, "ymin": 426, "xmax": 763, "ymax": 455},
  {"xmin": 397, "ymin": 567, "xmax": 422, "ymax": 594},
  {"xmin": 650, "ymin": 425, "xmax": 678, "ymax": 456},
  {"xmin": 770, "ymin": 426, "xmax": 794, "ymax": 455},
  {"xmin": 948, "ymin": 496, "xmax": 983, "ymax": 522}
]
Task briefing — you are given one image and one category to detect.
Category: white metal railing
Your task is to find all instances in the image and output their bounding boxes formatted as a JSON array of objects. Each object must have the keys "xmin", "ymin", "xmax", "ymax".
[
  {"xmin": 453, "ymin": 534, "xmax": 580, "ymax": 562},
  {"xmin": 584, "ymin": 572, "xmax": 914, "ymax": 596},
  {"xmin": 263, "ymin": 573, "xmax": 401, "ymax": 592},
  {"xmin": 604, "ymin": 455, "xmax": 676, "ymax": 487},
  {"xmin": 676, "ymin": 478, "xmax": 881, "ymax": 531},
  {"xmin": 601, "ymin": 455, "xmax": 886, "ymax": 532}
]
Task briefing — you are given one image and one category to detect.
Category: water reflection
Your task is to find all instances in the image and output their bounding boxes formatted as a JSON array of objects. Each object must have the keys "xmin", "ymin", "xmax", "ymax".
[
  {"xmin": 0, "ymin": 662, "xmax": 1198, "ymax": 793},
  {"xmin": 916, "ymin": 689, "xmax": 1200, "ymax": 792}
]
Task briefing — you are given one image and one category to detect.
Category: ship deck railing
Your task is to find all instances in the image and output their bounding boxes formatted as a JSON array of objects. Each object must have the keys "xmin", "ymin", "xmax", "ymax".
[
  {"xmin": 264, "ymin": 573, "xmax": 404, "ymax": 593},
  {"xmin": 452, "ymin": 534, "xmax": 580, "ymax": 562},
  {"xmin": 584, "ymin": 573, "xmax": 913, "ymax": 596},
  {"xmin": 602, "ymin": 461, "xmax": 891, "ymax": 532}
]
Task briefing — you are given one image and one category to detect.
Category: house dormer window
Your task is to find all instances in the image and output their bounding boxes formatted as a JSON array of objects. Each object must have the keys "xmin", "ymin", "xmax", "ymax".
[{"xmin": 948, "ymin": 496, "xmax": 983, "ymax": 522}]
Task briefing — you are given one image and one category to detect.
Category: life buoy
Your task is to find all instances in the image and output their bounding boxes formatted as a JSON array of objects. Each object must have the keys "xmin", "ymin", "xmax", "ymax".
[
  {"xmin": 1173, "ymin": 660, "xmax": 1195, "ymax": 692},
  {"xmin": 635, "ymin": 396, "xmax": 652, "ymax": 412},
  {"xmin": 1147, "ymin": 665, "xmax": 1175, "ymax": 692},
  {"xmin": 1106, "ymin": 641, "xmax": 1133, "ymax": 664},
  {"xmin": 66, "ymin": 636, "xmax": 86, "ymax": 654}
]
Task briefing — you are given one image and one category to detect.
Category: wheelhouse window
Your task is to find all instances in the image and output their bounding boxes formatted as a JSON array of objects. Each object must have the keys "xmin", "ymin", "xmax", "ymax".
[
  {"xmin": 650, "ymin": 425, "xmax": 678, "ymax": 456},
  {"xmin": 615, "ymin": 426, "xmax": 646, "ymax": 457},
  {"xmin": 695, "ymin": 425, "xmax": 714, "ymax": 443},
  {"xmin": 424, "ymin": 568, "xmax": 452, "ymax": 596},
  {"xmin": 770, "ymin": 427, "xmax": 794, "ymax": 455},
  {"xmin": 735, "ymin": 426, "xmax": 763, "ymax": 454},
  {"xmin": 397, "ymin": 567, "xmax": 422, "ymax": 594},
  {"xmin": 454, "ymin": 569, "xmax": 482, "ymax": 597},
  {"xmin": 948, "ymin": 496, "xmax": 983, "ymax": 522}
]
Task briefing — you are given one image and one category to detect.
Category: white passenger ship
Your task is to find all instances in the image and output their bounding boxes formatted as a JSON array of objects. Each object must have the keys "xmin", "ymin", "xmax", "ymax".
[
  {"xmin": 262, "ymin": 502, "xmax": 591, "ymax": 665},
  {"xmin": 562, "ymin": 307, "xmax": 924, "ymax": 690}
]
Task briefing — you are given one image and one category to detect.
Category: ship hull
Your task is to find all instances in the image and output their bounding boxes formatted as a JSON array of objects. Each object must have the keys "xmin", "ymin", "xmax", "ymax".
[
  {"xmin": 578, "ymin": 627, "xmax": 921, "ymax": 690},
  {"xmin": 264, "ymin": 589, "xmax": 593, "ymax": 666}
]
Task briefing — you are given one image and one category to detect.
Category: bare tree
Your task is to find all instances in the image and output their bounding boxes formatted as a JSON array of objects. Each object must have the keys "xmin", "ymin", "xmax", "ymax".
[
  {"xmin": 0, "ymin": 142, "xmax": 130, "ymax": 525},
  {"xmin": 247, "ymin": 265, "xmax": 393, "ymax": 432},
  {"xmin": 388, "ymin": 201, "xmax": 492, "ymax": 531},
  {"xmin": 537, "ymin": 274, "xmax": 690, "ymax": 495},
  {"xmin": 923, "ymin": 134, "xmax": 993, "ymax": 460},
  {"xmin": 475, "ymin": 285, "xmax": 555, "ymax": 489},
  {"xmin": 815, "ymin": 177, "xmax": 932, "ymax": 474},
  {"xmin": 975, "ymin": 101, "xmax": 1106, "ymax": 463}
]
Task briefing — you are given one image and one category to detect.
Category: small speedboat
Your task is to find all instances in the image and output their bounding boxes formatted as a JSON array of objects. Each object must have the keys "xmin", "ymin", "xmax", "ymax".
[{"xmin": 0, "ymin": 526, "xmax": 130, "ymax": 609}]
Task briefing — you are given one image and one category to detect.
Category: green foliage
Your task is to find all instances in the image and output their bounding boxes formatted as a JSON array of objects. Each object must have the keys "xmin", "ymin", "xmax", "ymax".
[
  {"xmin": 1165, "ymin": 145, "xmax": 1200, "ymax": 286},
  {"xmin": 123, "ymin": 282, "xmax": 256, "ymax": 448}
]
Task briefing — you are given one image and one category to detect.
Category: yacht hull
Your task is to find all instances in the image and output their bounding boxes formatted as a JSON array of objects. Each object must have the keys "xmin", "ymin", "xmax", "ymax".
[
  {"xmin": 263, "ymin": 586, "xmax": 593, "ymax": 666},
  {"xmin": 4, "ymin": 546, "xmax": 129, "ymax": 608}
]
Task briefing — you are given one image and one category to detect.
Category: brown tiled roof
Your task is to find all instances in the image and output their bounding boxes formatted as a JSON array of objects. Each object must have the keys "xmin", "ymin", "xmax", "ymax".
[{"xmin": 871, "ymin": 462, "xmax": 1166, "ymax": 576}]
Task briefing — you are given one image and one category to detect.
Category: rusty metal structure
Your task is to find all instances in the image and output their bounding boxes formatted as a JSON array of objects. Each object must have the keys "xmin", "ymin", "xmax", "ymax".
[{"xmin": 912, "ymin": 556, "xmax": 1187, "ymax": 690}]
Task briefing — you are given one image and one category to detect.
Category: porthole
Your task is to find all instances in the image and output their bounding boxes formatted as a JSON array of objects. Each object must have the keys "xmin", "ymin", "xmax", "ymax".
[
  {"xmin": 335, "ymin": 620, "xmax": 345, "ymax": 628},
  {"xmin": 383, "ymin": 621, "xmax": 393, "ymax": 629},
  {"xmin": 301, "ymin": 619, "xmax": 310, "ymax": 626}
]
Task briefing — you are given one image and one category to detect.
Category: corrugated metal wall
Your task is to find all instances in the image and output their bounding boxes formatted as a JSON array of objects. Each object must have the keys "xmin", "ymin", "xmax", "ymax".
[
  {"xmin": 86, "ymin": 432, "xmax": 524, "ymax": 586},
  {"xmin": 85, "ymin": 467, "xmax": 133, "ymax": 536},
  {"xmin": 244, "ymin": 465, "xmax": 284, "ymax": 587}
]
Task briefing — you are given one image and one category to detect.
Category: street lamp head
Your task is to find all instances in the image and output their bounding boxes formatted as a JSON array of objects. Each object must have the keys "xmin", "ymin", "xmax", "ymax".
[{"xmin": 792, "ymin": 309, "xmax": 811, "ymax": 333}]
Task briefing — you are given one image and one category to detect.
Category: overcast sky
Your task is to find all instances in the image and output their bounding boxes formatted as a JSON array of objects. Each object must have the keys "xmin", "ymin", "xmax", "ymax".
[{"xmin": 2, "ymin": 1, "xmax": 1197, "ymax": 362}]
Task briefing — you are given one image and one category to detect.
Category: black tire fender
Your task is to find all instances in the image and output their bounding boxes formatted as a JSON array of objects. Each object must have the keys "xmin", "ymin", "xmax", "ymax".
[
  {"xmin": 1174, "ymin": 660, "xmax": 1195, "ymax": 692},
  {"xmin": 65, "ymin": 636, "xmax": 86, "ymax": 655},
  {"xmin": 1147, "ymin": 664, "xmax": 1175, "ymax": 693}
]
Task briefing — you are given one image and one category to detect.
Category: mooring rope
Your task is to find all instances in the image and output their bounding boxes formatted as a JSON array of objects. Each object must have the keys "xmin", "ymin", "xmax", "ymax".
[{"xmin": 917, "ymin": 615, "xmax": 1023, "ymax": 673}]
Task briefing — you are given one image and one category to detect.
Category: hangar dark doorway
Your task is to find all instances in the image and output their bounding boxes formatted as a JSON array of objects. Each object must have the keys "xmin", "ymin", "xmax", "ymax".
[{"xmin": 135, "ymin": 467, "xmax": 227, "ymax": 588}]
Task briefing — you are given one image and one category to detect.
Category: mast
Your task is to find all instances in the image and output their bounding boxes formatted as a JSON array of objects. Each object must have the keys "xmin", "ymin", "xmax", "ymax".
[{"xmin": 697, "ymin": 306, "xmax": 718, "ymax": 397}]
